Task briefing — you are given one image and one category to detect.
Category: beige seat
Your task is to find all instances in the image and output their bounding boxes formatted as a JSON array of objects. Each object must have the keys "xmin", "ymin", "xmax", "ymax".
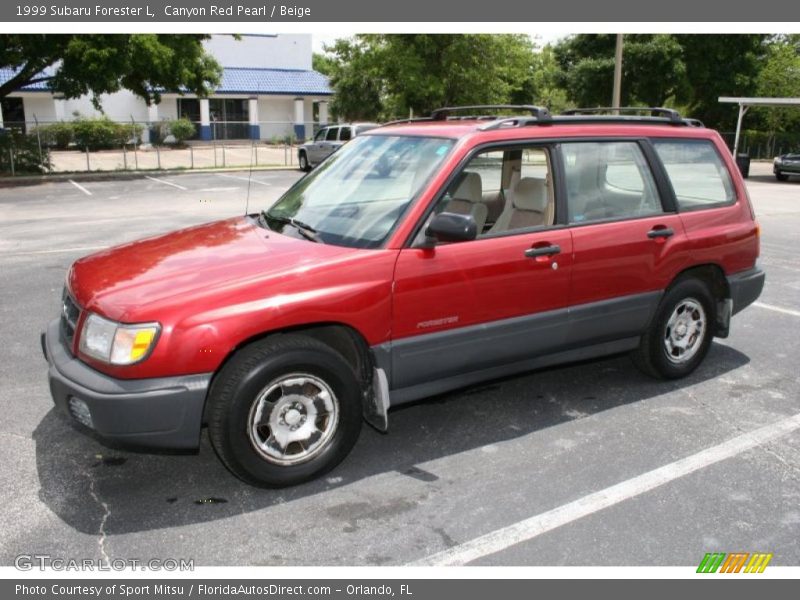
[
  {"xmin": 490, "ymin": 177, "xmax": 551, "ymax": 233},
  {"xmin": 444, "ymin": 172, "xmax": 488, "ymax": 232}
]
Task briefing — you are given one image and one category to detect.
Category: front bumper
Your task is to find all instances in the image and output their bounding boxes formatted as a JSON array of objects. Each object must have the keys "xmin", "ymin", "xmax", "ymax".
[
  {"xmin": 727, "ymin": 265, "xmax": 765, "ymax": 316},
  {"xmin": 42, "ymin": 318, "xmax": 211, "ymax": 449}
]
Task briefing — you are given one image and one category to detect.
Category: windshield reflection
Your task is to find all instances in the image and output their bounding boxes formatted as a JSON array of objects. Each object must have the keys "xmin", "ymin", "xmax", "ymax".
[{"xmin": 265, "ymin": 134, "xmax": 456, "ymax": 248}]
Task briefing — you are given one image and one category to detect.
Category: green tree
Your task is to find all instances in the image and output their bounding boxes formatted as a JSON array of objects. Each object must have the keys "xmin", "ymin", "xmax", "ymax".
[
  {"xmin": 553, "ymin": 34, "xmax": 767, "ymax": 129},
  {"xmin": 513, "ymin": 44, "xmax": 570, "ymax": 113},
  {"xmin": 312, "ymin": 52, "xmax": 336, "ymax": 76},
  {"xmin": 323, "ymin": 37, "xmax": 384, "ymax": 121},
  {"xmin": 0, "ymin": 34, "xmax": 222, "ymax": 107},
  {"xmin": 554, "ymin": 34, "xmax": 686, "ymax": 108},
  {"xmin": 674, "ymin": 34, "xmax": 765, "ymax": 129},
  {"xmin": 755, "ymin": 39, "xmax": 800, "ymax": 136},
  {"xmin": 324, "ymin": 34, "xmax": 537, "ymax": 121}
]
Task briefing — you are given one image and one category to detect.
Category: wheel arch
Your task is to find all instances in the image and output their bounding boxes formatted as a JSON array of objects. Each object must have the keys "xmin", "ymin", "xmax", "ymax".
[
  {"xmin": 203, "ymin": 321, "xmax": 378, "ymax": 425},
  {"xmin": 668, "ymin": 263, "xmax": 732, "ymax": 336}
]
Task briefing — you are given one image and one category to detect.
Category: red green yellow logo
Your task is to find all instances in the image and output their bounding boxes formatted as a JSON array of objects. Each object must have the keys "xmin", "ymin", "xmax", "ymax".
[{"xmin": 697, "ymin": 552, "xmax": 773, "ymax": 573}]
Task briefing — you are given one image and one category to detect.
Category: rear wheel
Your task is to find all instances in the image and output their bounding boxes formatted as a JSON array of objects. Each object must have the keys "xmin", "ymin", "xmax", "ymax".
[
  {"xmin": 775, "ymin": 172, "xmax": 789, "ymax": 182},
  {"xmin": 207, "ymin": 335, "xmax": 362, "ymax": 487},
  {"xmin": 632, "ymin": 278, "xmax": 715, "ymax": 379},
  {"xmin": 298, "ymin": 151, "xmax": 310, "ymax": 172}
]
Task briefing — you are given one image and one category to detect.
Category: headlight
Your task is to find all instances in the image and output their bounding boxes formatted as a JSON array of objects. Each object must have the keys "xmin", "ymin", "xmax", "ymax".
[
  {"xmin": 78, "ymin": 313, "xmax": 160, "ymax": 365},
  {"xmin": 774, "ymin": 157, "xmax": 783, "ymax": 165}
]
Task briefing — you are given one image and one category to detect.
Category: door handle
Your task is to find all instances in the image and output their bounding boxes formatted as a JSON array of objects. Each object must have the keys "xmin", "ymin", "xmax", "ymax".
[
  {"xmin": 525, "ymin": 244, "xmax": 561, "ymax": 258},
  {"xmin": 647, "ymin": 227, "xmax": 674, "ymax": 239}
]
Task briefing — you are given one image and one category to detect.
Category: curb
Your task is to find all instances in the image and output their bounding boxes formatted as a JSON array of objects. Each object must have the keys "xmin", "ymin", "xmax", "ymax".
[{"xmin": 0, "ymin": 165, "xmax": 301, "ymax": 188}]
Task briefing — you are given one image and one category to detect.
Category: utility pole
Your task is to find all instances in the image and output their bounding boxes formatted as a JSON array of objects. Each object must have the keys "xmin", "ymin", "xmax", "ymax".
[{"xmin": 612, "ymin": 34, "xmax": 623, "ymax": 112}]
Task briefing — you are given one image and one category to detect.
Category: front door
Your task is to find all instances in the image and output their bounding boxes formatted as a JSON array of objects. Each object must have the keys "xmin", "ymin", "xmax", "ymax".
[{"xmin": 390, "ymin": 144, "xmax": 573, "ymax": 393}]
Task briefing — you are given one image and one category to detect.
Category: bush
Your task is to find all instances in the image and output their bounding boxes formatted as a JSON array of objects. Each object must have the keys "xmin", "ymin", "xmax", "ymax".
[
  {"xmin": 0, "ymin": 130, "xmax": 51, "ymax": 174},
  {"xmin": 169, "ymin": 118, "xmax": 196, "ymax": 143},
  {"xmin": 71, "ymin": 116, "xmax": 144, "ymax": 150},
  {"xmin": 269, "ymin": 133, "xmax": 298, "ymax": 145},
  {"xmin": 34, "ymin": 122, "xmax": 74, "ymax": 150}
]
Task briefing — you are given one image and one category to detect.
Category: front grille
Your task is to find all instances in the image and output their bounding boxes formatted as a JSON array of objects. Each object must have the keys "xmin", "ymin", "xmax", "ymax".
[{"xmin": 60, "ymin": 288, "xmax": 81, "ymax": 350}]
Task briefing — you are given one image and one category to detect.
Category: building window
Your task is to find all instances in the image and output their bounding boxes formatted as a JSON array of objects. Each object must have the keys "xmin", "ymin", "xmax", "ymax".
[
  {"xmin": 1, "ymin": 98, "xmax": 26, "ymax": 132},
  {"xmin": 210, "ymin": 98, "xmax": 249, "ymax": 140}
]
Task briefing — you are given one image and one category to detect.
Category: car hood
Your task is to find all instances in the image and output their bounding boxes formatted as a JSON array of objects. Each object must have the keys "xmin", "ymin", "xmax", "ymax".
[
  {"xmin": 68, "ymin": 216, "xmax": 353, "ymax": 320},
  {"xmin": 780, "ymin": 153, "xmax": 800, "ymax": 160}
]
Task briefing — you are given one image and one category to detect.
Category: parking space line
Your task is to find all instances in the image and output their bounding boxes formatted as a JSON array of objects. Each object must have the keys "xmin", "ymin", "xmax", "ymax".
[
  {"xmin": 68, "ymin": 180, "xmax": 92, "ymax": 196},
  {"xmin": 145, "ymin": 176, "xmax": 188, "ymax": 191},
  {"xmin": 217, "ymin": 173, "xmax": 272, "ymax": 186},
  {"xmin": 411, "ymin": 412, "xmax": 800, "ymax": 566},
  {"xmin": 753, "ymin": 302, "xmax": 800, "ymax": 318}
]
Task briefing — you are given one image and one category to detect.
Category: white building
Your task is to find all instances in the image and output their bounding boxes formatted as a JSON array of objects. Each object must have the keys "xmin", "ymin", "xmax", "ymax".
[{"xmin": 0, "ymin": 34, "xmax": 333, "ymax": 141}]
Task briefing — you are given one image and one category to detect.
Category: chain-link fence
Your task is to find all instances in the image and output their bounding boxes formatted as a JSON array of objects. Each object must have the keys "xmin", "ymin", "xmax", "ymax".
[
  {"xmin": 720, "ymin": 131, "xmax": 800, "ymax": 159},
  {"xmin": 0, "ymin": 119, "xmax": 330, "ymax": 175}
]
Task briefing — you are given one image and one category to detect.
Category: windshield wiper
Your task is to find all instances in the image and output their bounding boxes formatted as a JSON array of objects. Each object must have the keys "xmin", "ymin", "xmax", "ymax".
[{"xmin": 262, "ymin": 211, "xmax": 322, "ymax": 243}]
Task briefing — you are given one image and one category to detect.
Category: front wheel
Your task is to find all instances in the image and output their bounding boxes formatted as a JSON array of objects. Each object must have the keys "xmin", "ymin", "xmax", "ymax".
[
  {"xmin": 207, "ymin": 335, "xmax": 362, "ymax": 487},
  {"xmin": 298, "ymin": 151, "xmax": 310, "ymax": 172},
  {"xmin": 775, "ymin": 172, "xmax": 789, "ymax": 182},
  {"xmin": 632, "ymin": 278, "xmax": 715, "ymax": 379}
]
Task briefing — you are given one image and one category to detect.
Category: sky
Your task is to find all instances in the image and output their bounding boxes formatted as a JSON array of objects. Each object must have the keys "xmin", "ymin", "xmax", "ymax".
[{"xmin": 311, "ymin": 33, "xmax": 567, "ymax": 54}]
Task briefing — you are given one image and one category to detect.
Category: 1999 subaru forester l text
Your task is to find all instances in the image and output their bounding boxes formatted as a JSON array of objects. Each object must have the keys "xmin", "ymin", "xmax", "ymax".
[{"xmin": 43, "ymin": 106, "xmax": 765, "ymax": 487}]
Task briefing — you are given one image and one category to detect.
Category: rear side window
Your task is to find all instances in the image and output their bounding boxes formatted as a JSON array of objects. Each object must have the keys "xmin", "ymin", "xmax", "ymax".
[
  {"xmin": 561, "ymin": 141, "xmax": 663, "ymax": 223},
  {"xmin": 652, "ymin": 140, "xmax": 735, "ymax": 210},
  {"xmin": 339, "ymin": 127, "xmax": 352, "ymax": 141}
]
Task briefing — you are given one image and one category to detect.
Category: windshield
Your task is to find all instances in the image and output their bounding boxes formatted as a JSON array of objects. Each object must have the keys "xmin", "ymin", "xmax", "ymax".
[{"xmin": 264, "ymin": 134, "xmax": 456, "ymax": 248}]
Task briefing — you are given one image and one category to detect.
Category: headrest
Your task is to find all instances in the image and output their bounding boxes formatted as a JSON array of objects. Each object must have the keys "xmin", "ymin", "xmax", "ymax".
[
  {"xmin": 452, "ymin": 172, "xmax": 482, "ymax": 204},
  {"xmin": 513, "ymin": 177, "xmax": 548, "ymax": 212}
]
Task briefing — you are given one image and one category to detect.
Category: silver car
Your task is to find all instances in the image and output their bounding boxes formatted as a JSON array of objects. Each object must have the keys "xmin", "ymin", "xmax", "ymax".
[{"xmin": 298, "ymin": 123, "xmax": 380, "ymax": 171}]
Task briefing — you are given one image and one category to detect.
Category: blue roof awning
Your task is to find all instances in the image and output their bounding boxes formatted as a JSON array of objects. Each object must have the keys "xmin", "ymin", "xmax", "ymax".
[
  {"xmin": 216, "ymin": 68, "xmax": 333, "ymax": 96},
  {"xmin": 0, "ymin": 67, "xmax": 53, "ymax": 91},
  {"xmin": 0, "ymin": 66, "xmax": 333, "ymax": 96}
]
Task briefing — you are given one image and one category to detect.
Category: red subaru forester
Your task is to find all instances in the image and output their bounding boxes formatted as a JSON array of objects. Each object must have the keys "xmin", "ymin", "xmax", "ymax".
[{"xmin": 43, "ymin": 106, "xmax": 765, "ymax": 487}]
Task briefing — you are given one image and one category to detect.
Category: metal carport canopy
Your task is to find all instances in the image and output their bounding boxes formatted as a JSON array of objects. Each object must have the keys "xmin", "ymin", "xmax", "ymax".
[{"xmin": 719, "ymin": 96, "xmax": 800, "ymax": 157}]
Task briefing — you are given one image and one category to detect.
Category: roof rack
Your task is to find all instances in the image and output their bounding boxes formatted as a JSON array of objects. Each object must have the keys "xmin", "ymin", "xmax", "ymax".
[
  {"xmin": 430, "ymin": 105, "xmax": 552, "ymax": 121},
  {"xmin": 481, "ymin": 106, "xmax": 704, "ymax": 130},
  {"xmin": 380, "ymin": 116, "xmax": 435, "ymax": 128},
  {"xmin": 561, "ymin": 106, "xmax": 683, "ymax": 122},
  {"xmin": 381, "ymin": 105, "xmax": 704, "ymax": 130}
]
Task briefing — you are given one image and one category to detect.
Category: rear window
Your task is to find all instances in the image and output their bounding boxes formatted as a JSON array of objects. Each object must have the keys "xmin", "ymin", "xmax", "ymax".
[
  {"xmin": 653, "ymin": 140, "xmax": 736, "ymax": 210},
  {"xmin": 561, "ymin": 141, "xmax": 663, "ymax": 223}
]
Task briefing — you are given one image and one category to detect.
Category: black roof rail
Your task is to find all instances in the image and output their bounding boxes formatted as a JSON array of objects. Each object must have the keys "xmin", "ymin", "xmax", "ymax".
[
  {"xmin": 561, "ymin": 106, "xmax": 683, "ymax": 123},
  {"xmin": 381, "ymin": 106, "xmax": 705, "ymax": 130},
  {"xmin": 379, "ymin": 117, "xmax": 435, "ymax": 128},
  {"xmin": 430, "ymin": 105, "xmax": 552, "ymax": 122}
]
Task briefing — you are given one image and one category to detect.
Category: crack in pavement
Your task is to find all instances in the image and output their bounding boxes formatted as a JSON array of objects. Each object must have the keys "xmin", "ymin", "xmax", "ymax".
[{"xmin": 83, "ymin": 466, "xmax": 111, "ymax": 564}]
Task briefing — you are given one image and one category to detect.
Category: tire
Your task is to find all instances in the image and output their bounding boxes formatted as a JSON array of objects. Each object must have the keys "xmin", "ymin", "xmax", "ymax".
[
  {"xmin": 632, "ymin": 278, "xmax": 715, "ymax": 380},
  {"xmin": 775, "ymin": 172, "xmax": 789, "ymax": 182},
  {"xmin": 207, "ymin": 334, "xmax": 362, "ymax": 487},
  {"xmin": 298, "ymin": 151, "xmax": 310, "ymax": 172}
]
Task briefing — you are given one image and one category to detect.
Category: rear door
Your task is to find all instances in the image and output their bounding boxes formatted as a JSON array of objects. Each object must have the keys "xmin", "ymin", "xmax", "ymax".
[
  {"xmin": 390, "ymin": 144, "xmax": 573, "ymax": 395},
  {"xmin": 561, "ymin": 140, "xmax": 688, "ymax": 346},
  {"xmin": 651, "ymin": 138, "xmax": 758, "ymax": 277}
]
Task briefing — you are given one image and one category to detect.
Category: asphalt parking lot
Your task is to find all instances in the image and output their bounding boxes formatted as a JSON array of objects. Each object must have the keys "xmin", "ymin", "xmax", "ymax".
[{"xmin": 0, "ymin": 164, "xmax": 798, "ymax": 567}]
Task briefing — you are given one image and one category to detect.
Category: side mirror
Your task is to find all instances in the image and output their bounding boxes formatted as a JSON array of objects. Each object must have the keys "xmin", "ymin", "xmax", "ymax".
[{"xmin": 424, "ymin": 212, "xmax": 478, "ymax": 244}]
